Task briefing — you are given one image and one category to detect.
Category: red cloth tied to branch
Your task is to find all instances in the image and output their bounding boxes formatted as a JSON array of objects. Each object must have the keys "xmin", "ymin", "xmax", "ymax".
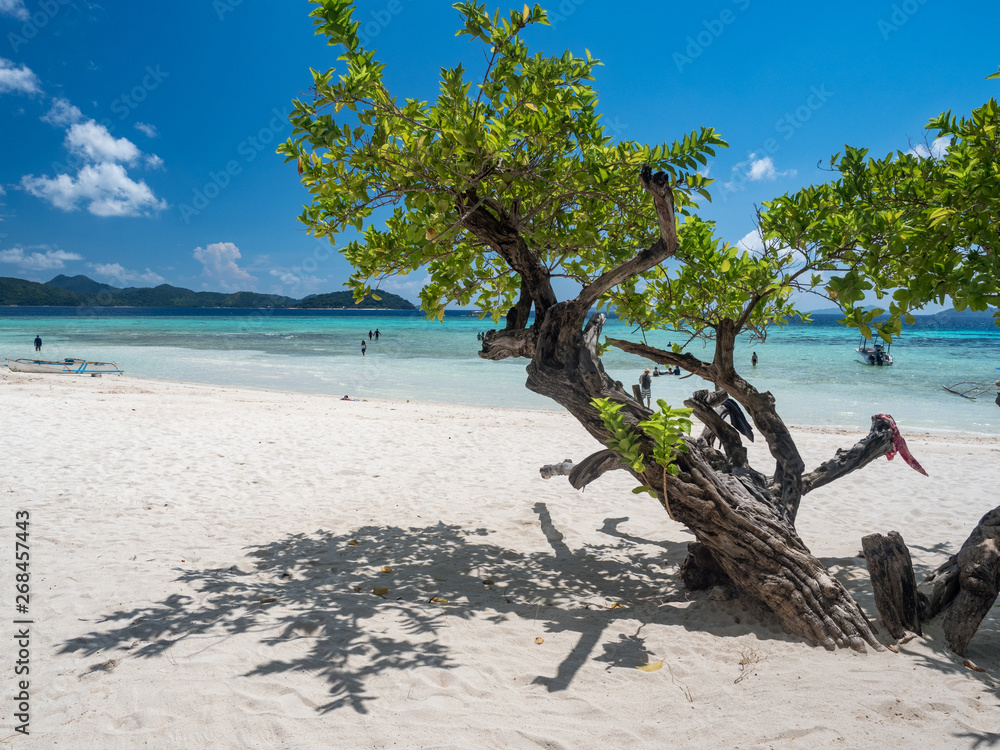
[{"xmin": 875, "ymin": 413, "xmax": 928, "ymax": 476}]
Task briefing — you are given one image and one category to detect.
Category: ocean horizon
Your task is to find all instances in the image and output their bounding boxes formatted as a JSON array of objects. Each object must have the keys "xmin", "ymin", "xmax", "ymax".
[{"xmin": 2, "ymin": 306, "xmax": 998, "ymax": 435}]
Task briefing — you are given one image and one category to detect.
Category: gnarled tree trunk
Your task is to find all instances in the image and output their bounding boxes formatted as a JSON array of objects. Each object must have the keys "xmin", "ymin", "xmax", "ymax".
[
  {"xmin": 475, "ymin": 166, "xmax": 907, "ymax": 651},
  {"xmin": 520, "ymin": 308, "xmax": 883, "ymax": 650},
  {"xmin": 922, "ymin": 507, "xmax": 1000, "ymax": 655},
  {"xmin": 862, "ymin": 531, "xmax": 922, "ymax": 639}
]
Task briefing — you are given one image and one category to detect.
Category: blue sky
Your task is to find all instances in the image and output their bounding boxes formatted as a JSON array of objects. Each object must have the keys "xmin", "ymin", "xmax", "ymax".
[{"xmin": 0, "ymin": 0, "xmax": 997, "ymax": 306}]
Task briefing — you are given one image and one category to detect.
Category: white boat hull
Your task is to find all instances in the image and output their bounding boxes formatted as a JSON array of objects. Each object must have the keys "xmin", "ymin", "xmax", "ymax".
[
  {"xmin": 4, "ymin": 358, "xmax": 123, "ymax": 375},
  {"xmin": 856, "ymin": 347, "xmax": 893, "ymax": 366}
]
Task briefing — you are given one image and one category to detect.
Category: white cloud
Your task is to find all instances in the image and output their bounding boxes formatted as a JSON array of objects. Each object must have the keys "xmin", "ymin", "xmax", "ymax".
[
  {"xmin": 747, "ymin": 157, "xmax": 777, "ymax": 181},
  {"xmin": 723, "ymin": 154, "xmax": 796, "ymax": 193},
  {"xmin": 93, "ymin": 262, "xmax": 165, "ymax": 286},
  {"xmin": 134, "ymin": 122, "xmax": 158, "ymax": 138},
  {"xmin": 22, "ymin": 116, "xmax": 167, "ymax": 217},
  {"xmin": 379, "ymin": 274, "xmax": 427, "ymax": 300},
  {"xmin": 193, "ymin": 242, "xmax": 257, "ymax": 291},
  {"xmin": 0, "ymin": 58, "xmax": 41, "ymax": 95},
  {"xmin": 268, "ymin": 268, "xmax": 327, "ymax": 295},
  {"xmin": 0, "ymin": 0, "xmax": 28, "ymax": 20},
  {"xmin": 0, "ymin": 246, "xmax": 83, "ymax": 271},
  {"xmin": 22, "ymin": 162, "xmax": 168, "ymax": 217},
  {"xmin": 906, "ymin": 135, "xmax": 951, "ymax": 160},
  {"xmin": 42, "ymin": 97, "xmax": 84, "ymax": 127},
  {"xmin": 65, "ymin": 120, "xmax": 140, "ymax": 164},
  {"xmin": 737, "ymin": 229, "xmax": 765, "ymax": 255},
  {"xmin": 746, "ymin": 155, "xmax": 795, "ymax": 182},
  {"xmin": 736, "ymin": 228, "xmax": 795, "ymax": 263}
]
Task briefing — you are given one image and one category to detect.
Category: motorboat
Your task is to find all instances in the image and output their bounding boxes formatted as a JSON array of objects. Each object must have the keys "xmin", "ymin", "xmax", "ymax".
[
  {"xmin": 3, "ymin": 358, "xmax": 123, "ymax": 376},
  {"xmin": 856, "ymin": 337, "xmax": 892, "ymax": 366}
]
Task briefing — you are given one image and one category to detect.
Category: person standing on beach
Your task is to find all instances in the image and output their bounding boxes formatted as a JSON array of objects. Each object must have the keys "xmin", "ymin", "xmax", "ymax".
[
  {"xmin": 368, "ymin": 330, "xmax": 373, "ymax": 340},
  {"xmin": 361, "ymin": 340, "xmax": 367, "ymax": 356},
  {"xmin": 34, "ymin": 335, "xmax": 42, "ymax": 352},
  {"xmin": 374, "ymin": 328, "xmax": 380, "ymax": 341},
  {"xmin": 640, "ymin": 368, "xmax": 652, "ymax": 409}
]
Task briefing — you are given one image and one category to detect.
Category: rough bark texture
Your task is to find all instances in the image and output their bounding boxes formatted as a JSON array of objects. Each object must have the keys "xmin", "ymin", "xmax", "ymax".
[
  {"xmin": 685, "ymin": 389, "xmax": 750, "ymax": 472},
  {"xmin": 471, "ymin": 166, "xmax": 905, "ymax": 652},
  {"xmin": 567, "ymin": 450, "xmax": 623, "ymax": 491},
  {"xmin": 922, "ymin": 556, "xmax": 960, "ymax": 621},
  {"xmin": 680, "ymin": 541, "xmax": 733, "ymax": 591},
  {"xmin": 662, "ymin": 442, "xmax": 878, "ymax": 651},
  {"xmin": 802, "ymin": 418, "xmax": 895, "ymax": 495},
  {"xmin": 539, "ymin": 460, "xmax": 575, "ymax": 480},
  {"xmin": 904, "ymin": 507, "xmax": 1000, "ymax": 655},
  {"xmin": 940, "ymin": 508, "xmax": 1000, "ymax": 655},
  {"xmin": 862, "ymin": 531, "xmax": 921, "ymax": 639},
  {"xmin": 539, "ymin": 451, "xmax": 627, "ymax": 488},
  {"xmin": 523, "ymin": 311, "xmax": 881, "ymax": 651}
]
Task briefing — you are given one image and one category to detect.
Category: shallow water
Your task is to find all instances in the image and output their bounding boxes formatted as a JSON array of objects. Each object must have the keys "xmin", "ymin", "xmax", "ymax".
[{"xmin": 1, "ymin": 307, "xmax": 997, "ymax": 434}]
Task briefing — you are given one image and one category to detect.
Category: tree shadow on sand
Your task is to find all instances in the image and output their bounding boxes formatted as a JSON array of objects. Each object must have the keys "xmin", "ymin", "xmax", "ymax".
[
  {"xmin": 57, "ymin": 502, "xmax": 788, "ymax": 713},
  {"xmin": 60, "ymin": 504, "xmax": 1000, "ymax": 716},
  {"xmin": 822, "ymin": 548, "xmax": 1000, "ymax": 729}
]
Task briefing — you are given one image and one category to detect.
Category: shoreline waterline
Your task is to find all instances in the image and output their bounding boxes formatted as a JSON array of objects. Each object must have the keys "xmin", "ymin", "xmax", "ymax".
[
  {"xmin": 1, "ymin": 307, "xmax": 998, "ymax": 435},
  {"xmin": 4, "ymin": 367, "xmax": 997, "ymax": 445}
]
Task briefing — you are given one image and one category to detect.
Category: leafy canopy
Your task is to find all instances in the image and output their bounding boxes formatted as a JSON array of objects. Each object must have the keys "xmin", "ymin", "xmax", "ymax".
[
  {"xmin": 762, "ymin": 78, "xmax": 1000, "ymax": 341},
  {"xmin": 282, "ymin": 1, "xmax": 870, "ymax": 354},
  {"xmin": 283, "ymin": 4, "xmax": 739, "ymax": 322}
]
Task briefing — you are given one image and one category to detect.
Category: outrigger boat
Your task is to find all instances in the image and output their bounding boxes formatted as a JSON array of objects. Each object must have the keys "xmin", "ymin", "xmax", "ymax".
[
  {"xmin": 942, "ymin": 379, "xmax": 1000, "ymax": 400},
  {"xmin": 3, "ymin": 358, "xmax": 123, "ymax": 376},
  {"xmin": 856, "ymin": 336, "xmax": 893, "ymax": 366}
]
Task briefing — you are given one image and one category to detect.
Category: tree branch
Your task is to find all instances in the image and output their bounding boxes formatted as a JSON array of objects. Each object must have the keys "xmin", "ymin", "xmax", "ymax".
[
  {"xmin": 800, "ymin": 416, "xmax": 895, "ymax": 495},
  {"xmin": 640, "ymin": 164, "xmax": 677, "ymax": 248},
  {"xmin": 479, "ymin": 327, "xmax": 538, "ymax": 361},
  {"xmin": 603, "ymin": 338, "xmax": 710, "ymax": 380},
  {"xmin": 707, "ymin": 319, "xmax": 807, "ymax": 522},
  {"xmin": 458, "ymin": 189, "xmax": 558, "ymax": 317},
  {"xmin": 538, "ymin": 449, "xmax": 625, "ymax": 489},
  {"xmin": 684, "ymin": 389, "xmax": 749, "ymax": 470},
  {"xmin": 575, "ymin": 165, "xmax": 679, "ymax": 312}
]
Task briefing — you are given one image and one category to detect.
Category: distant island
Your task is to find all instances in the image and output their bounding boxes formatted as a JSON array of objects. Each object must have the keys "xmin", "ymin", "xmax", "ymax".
[
  {"xmin": 0, "ymin": 275, "xmax": 417, "ymax": 310},
  {"xmin": 808, "ymin": 305, "xmax": 999, "ymax": 322}
]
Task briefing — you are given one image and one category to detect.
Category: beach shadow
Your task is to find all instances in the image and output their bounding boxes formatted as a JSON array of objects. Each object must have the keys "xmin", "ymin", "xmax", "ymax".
[
  {"xmin": 597, "ymin": 515, "xmax": 689, "ymax": 548},
  {"xmin": 64, "ymin": 507, "xmax": 973, "ymax": 713},
  {"xmin": 954, "ymin": 732, "xmax": 1000, "ymax": 749},
  {"xmin": 59, "ymin": 507, "xmax": 702, "ymax": 712},
  {"xmin": 822, "ymin": 553, "xmax": 1000, "ymax": 695}
]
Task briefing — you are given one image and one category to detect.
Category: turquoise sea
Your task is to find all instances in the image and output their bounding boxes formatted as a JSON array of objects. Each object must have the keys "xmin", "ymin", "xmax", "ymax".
[{"xmin": 1, "ymin": 307, "xmax": 998, "ymax": 435}]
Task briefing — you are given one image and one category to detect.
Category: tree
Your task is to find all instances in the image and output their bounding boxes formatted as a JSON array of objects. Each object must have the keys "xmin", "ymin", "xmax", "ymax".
[
  {"xmin": 759, "ymin": 73, "xmax": 1000, "ymax": 654},
  {"xmin": 761, "ymin": 81, "xmax": 1000, "ymax": 342},
  {"xmin": 280, "ymin": 0, "xmax": 927, "ymax": 651}
]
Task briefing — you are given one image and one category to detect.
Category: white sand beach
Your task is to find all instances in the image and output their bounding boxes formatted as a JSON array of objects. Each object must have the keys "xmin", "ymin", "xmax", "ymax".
[{"xmin": 1, "ymin": 369, "xmax": 998, "ymax": 749}]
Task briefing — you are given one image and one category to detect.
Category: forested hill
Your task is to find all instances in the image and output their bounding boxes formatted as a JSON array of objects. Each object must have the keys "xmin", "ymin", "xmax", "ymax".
[
  {"xmin": 0, "ymin": 275, "xmax": 416, "ymax": 310},
  {"xmin": 293, "ymin": 291, "xmax": 414, "ymax": 309}
]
